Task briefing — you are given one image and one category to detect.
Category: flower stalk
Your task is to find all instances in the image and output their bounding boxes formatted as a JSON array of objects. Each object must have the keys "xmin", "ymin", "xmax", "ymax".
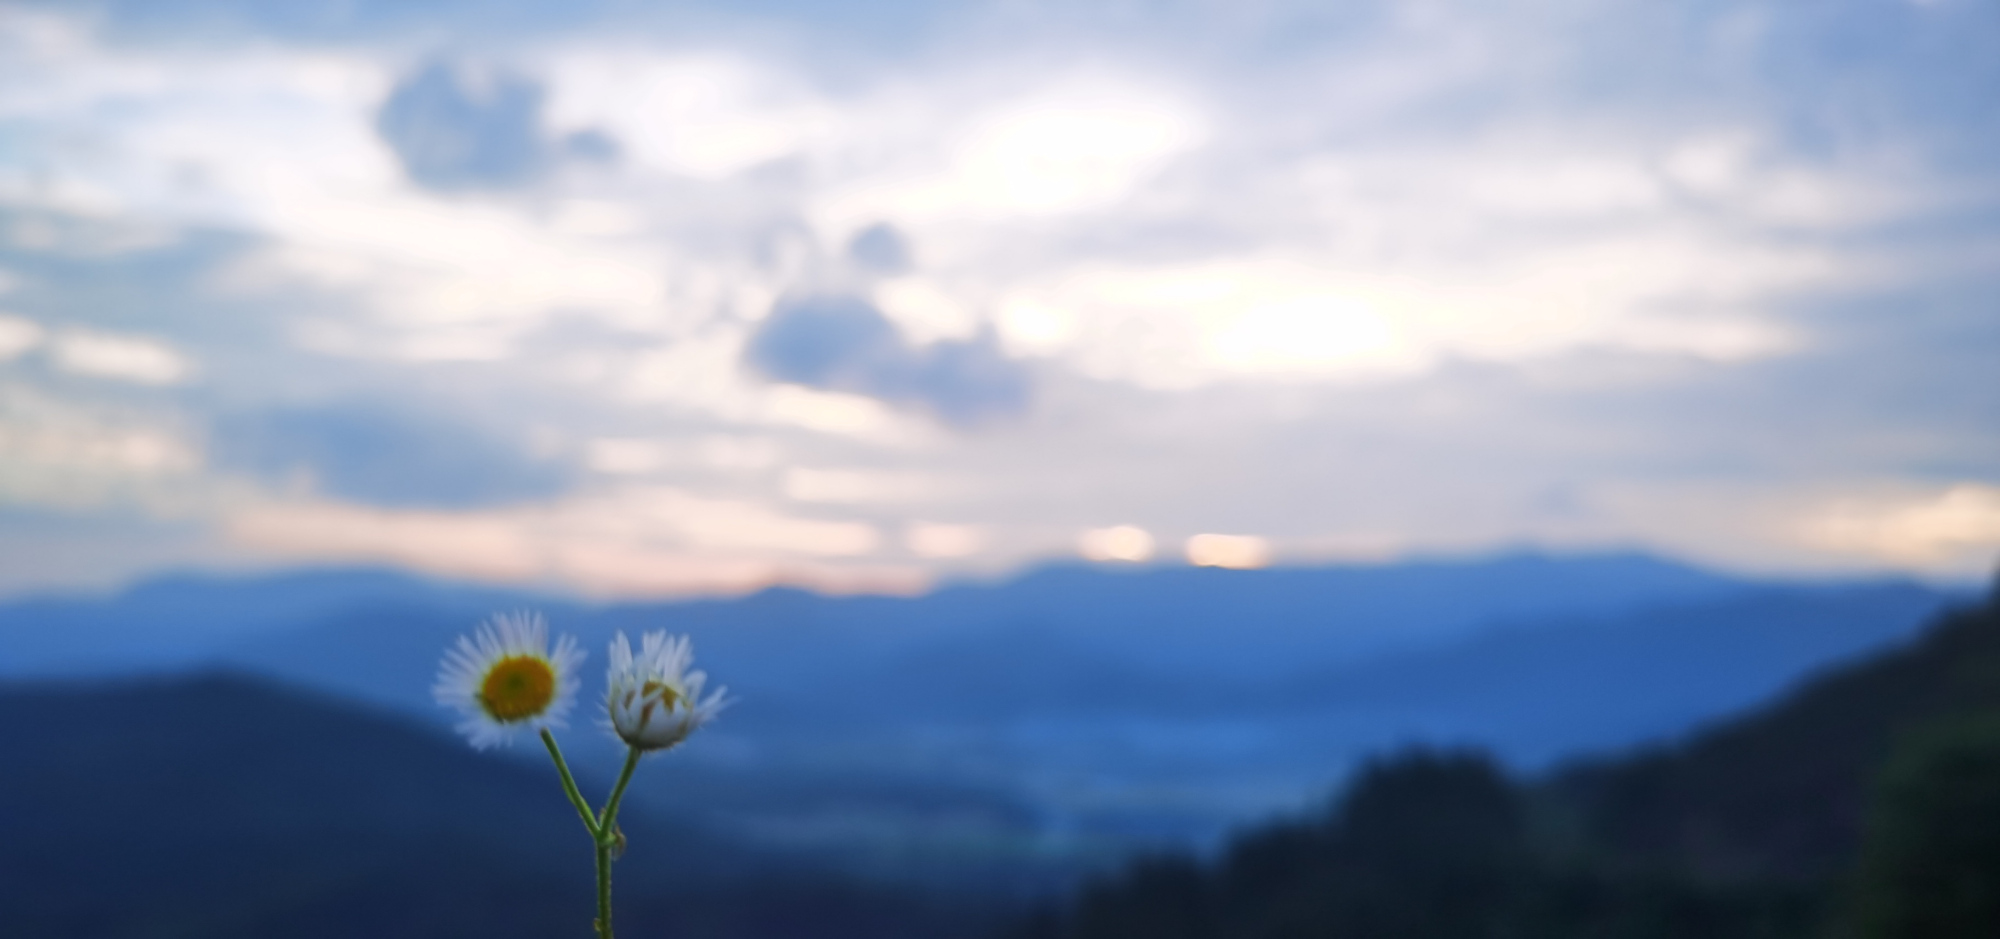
[
  {"xmin": 436, "ymin": 616, "xmax": 727, "ymax": 939},
  {"xmin": 541, "ymin": 729, "xmax": 600, "ymax": 838},
  {"xmin": 592, "ymin": 746, "xmax": 644, "ymax": 939}
]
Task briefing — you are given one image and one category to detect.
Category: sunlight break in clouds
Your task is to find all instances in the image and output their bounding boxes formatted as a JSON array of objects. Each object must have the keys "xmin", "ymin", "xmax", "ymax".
[
  {"xmin": 1805, "ymin": 485, "xmax": 2000, "ymax": 568},
  {"xmin": 1186, "ymin": 534, "xmax": 1273, "ymax": 570},
  {"xmin": 1080, "ymin": 526, "xmax": 1155, "ymax": 563}
]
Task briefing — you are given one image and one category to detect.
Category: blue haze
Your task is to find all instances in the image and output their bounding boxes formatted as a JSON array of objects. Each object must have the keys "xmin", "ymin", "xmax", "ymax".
[{"xmin": 0, "ymin": 551, "xmax": 1967, "ymax": 880}]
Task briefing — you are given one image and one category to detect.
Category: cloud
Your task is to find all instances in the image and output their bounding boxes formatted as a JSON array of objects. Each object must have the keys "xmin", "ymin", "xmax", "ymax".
[
  {"xmin": 50, "ymin": 330, "xmax": 195, "ymax": 385},
  {"xmin": 1079, "ymin": 525, "xmax": 1154, "ymax": 563},
  {"xmin": 1803, "ymin": 484, "xmax": 2000, "ymax": 566},
  {"xmin": 375, "ymin": 60, "xmax": 552, "ymax": 189},
  {"xmin": 904, "ymin": 521, "xmax": 983, "ymax": 558},
  {"xmin": 375, "ymin": 59, "xmax": 620, "ymax": 190},
  {"xmin": 1185, "ymin": 533, "xmax": 1272, "ymax": 569},
  {"xmin": 0, "ymin": 314, "xmax": 43, "ymax": 359},
  {"xmin": 3, "ymin": 0, "xmax": 2000, "ymax": 597},
  {"xmin": 818, "ymin": 75, "xmax": 1204, "ymax": 224},
  {"xmin": 846, "ymin": 223, "xmax": 913, "ymax": 275},
  {"xmin": 17, "ymin": 0, "xmax": 597, "ymax": 44},
  {"xmin": 538, "ymin": 49, "xmax": 838, "ymax": 180},
  {"xmin": 224, "ymin": 487, "xmax": 919, "ymax": 598},
  {"xmin": 745, "ymin": 294, "xmax": 1031, "ymax": 425},
  {"xmin": 745, "ymin": 295, "xmax": 900, "ymax": 389},
  {"xmin": 211, "ymin": 402, "xmax": 571, "ymax": 509},
  {"xmin": 0, "ymin": 380, "xmax": 203, "ymax": 512},
  {"xmin": 782, "ymin": 467, "xmax": 957, "ymax": 504}
]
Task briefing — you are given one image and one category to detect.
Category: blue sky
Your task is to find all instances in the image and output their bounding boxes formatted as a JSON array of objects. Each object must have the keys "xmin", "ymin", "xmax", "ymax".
[{"xmin": 0, "ymin": 0, "xmax": 1995, "ymax": 597}]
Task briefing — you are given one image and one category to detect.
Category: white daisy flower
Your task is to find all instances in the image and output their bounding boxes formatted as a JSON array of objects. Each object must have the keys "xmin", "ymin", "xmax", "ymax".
[
  {"xmin": 605, "ymin": 631, "xmax": 728, "ymax": 753},
  {"xmin": 434, "ymin": 611, "xmax": 584, "ymax": 750}
]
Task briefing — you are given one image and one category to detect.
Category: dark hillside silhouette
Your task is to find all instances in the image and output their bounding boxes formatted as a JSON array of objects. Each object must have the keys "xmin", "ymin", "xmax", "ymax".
[
  {"xmin": 0, "ymin": 673, "xmax": 1000, "ymax": 939},
  {"xmin": 1022, "ymin": 575, "xmax": 2000, "ymax": 939},
  {"xmin": 1558, "ymin": 574, "xmax": 2000, "ymax": 880},
  {"xmin": 1848, "ymin": 711, "xmax": 2000, "ymax": 937}
]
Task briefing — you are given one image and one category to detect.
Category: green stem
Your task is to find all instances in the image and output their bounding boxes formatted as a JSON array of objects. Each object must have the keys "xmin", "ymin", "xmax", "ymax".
[
  {"xmin": 540, "ymin": 728, "xmax": 601, "ymax": 839},
  {"xmin": 595, "ymin": 839, "xmax": 613, "ymax": 939},
  {"xmin": 594, "ymin": 747, "xmax": 644, "ymax": 939},
  {"xmin": 600, "ymin": 747, "xmax": 644, "ymax": 836}
]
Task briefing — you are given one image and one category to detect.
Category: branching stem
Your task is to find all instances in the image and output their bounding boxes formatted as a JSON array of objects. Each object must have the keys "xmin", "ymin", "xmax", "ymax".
[{"xmin": 540, "ymin": 728, "xmax": 601, "ymax": 838}]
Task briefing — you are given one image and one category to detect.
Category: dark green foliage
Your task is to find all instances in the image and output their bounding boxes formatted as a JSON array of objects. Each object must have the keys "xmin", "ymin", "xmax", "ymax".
[
  {"xmin": 1032, "ymin": 749, "xmax": 1826, "ymax": 939},
  {"xmin": 1072, "ymin": 854, "xmax": 1214, "ymax": 939},
  {"xmin": 1849, "ymin": 712, "xmax": 2000, "ymax": 938},
  {"xmin": 1243, "ymin": 752, "xmax": 1527, "ymax": 939},
  {"xmin": 1027, "ymin": 579, "xmax": 2000, "ymax": 939},
  {"xmin": 1034, "ymin": 751, "xmax": 1542, "ymax": 939},
  {"xmin": 1557, "ymin": 585, "xmax": 2000, "ymax": 880}
]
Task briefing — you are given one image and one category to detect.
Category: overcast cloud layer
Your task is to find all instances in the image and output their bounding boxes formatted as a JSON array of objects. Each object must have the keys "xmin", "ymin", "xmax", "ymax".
[{"xmin": 0, "ymin": 0, "xmax": 1996, "ymax": 597}]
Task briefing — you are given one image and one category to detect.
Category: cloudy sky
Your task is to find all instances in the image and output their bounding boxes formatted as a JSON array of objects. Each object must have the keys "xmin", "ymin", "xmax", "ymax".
[{"xmin": 0, "ymin": 0, "xmax": 1995, "ymax": 598}]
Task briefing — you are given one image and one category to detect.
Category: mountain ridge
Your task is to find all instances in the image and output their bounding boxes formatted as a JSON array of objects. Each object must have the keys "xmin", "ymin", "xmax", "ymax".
[{"xmin": 0, "ymin": 550, "xmax": 1967, "ymax": 880}]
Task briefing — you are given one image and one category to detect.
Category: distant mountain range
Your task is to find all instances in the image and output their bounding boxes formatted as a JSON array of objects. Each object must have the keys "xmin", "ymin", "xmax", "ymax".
[{"xmin": 0, "ymin": 551, "xmax": 1971, "ymax": 884}]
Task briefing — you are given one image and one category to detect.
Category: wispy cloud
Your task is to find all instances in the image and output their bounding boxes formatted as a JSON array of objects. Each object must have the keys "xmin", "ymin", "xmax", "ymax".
[{"xmin": 1, "ymin": 0, "xmax": 1996, "ymax": 595}]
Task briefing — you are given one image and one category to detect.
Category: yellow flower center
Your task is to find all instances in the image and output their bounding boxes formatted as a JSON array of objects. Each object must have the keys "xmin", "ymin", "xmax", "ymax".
[
  {"xmin": 621, "ymin": 679, "xmax": 684, "ymax": 727},
  {"xmin": 479, "ymin": 655, "xmax": 557, "ymax": 723},
  {"xmin": 641, "ymin": 679, "xmax": 683, "ymax": 709}
]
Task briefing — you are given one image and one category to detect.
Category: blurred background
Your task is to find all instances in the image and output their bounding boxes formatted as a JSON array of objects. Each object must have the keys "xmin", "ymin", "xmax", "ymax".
[{"xmin": 1, "ymin": 0, "xmax": 1997, "ymax": 936}]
